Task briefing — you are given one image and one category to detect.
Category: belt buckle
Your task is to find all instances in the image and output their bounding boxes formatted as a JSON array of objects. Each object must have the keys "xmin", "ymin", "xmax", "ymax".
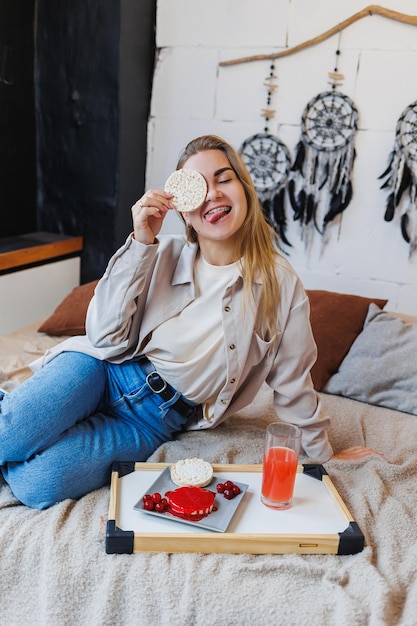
[{"xmin": 146, "ymin": 372, "xmax": 168, "ymax": 394}]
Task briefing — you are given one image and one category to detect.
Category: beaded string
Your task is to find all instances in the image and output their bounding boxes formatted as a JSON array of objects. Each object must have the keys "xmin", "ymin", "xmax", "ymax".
[
  {"xmin": 261, "ymin": 60, "xmax": 278, "ymax": 132},
  {"xmin": 328, "ymin": 30, "xmax": 344, "ymax": 89}
]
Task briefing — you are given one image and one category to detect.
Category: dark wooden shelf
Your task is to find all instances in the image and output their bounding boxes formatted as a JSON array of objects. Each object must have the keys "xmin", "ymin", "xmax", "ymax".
[{"xmin": 0, "ymin": 232, "xmax": 83, "ymax": 272}]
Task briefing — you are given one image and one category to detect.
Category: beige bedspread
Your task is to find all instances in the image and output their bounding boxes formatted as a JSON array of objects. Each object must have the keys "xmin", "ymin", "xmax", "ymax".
[{"xmin": 1, "ymin": 323, "xmax": 416, "ymax": 625}]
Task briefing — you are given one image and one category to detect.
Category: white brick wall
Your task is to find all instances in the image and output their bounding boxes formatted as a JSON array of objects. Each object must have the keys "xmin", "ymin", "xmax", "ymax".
[{"xmin": 147, "ymin": 0, "xmax": 417, "ymax": 314}]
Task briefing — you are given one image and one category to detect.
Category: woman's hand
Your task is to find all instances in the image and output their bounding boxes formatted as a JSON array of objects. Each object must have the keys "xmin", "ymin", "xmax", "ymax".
[
  {"xmin": 132, "ymin": 191, "xmax": 175, "ymax": 244},
  {"xmin": 330, "ymin": 446, "xmax": 385, "ymax": 461}
]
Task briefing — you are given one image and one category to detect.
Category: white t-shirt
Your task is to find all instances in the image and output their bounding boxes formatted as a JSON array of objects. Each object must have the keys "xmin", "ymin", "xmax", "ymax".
[{"xmin": 145, "ymin": 253, "xmax": 240, "ymax": 418}]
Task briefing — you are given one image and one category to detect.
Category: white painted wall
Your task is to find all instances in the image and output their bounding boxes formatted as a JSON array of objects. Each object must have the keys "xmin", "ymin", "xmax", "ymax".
[
  {"xmin": 146, "ymin": 0, "xmax": 417, "ymax": 314},
  {"xmin": 0, "ymin": 258, "xmax": 80, "ymax": 335}
]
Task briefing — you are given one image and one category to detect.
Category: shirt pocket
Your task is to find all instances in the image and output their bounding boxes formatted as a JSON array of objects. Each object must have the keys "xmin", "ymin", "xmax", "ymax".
[{"xmin": 246, "ymin": 331, "xmax": 282, "ymax": 367}]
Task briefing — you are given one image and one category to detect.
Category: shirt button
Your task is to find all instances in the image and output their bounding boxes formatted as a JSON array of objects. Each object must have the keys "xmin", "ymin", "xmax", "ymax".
[
  {"xmin": 220, "ymin": 399, "xmax": 227, "ymax": 405},
  {"xmin": 230, "ymin": 378, "xmax": 236, "ymax": 384},
  {"xmin": 229, "ymin": 344, "xmax": 236, "ymax": 350},
  {"xmin": 224, "ymin": 306, "xmax": 231, "ymax": 312}
]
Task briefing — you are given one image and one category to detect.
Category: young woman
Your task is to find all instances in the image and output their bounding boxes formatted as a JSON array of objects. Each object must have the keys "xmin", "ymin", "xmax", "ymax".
[{"xmin": 0, "ymin": 135, "xmax": 381, "ymax": 509}]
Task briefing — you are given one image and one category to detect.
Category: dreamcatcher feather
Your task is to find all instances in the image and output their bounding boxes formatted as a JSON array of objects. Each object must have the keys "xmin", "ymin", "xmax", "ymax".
[
  {"xmin": 289, "ymin": 90, "xmax": 358, "ymax": 249},
  {"xmin": 239, "ymin": 62, "xmax": 292, "ymax": 251},
  {"xmin": 379, "ymin": 101, "xmax": 417, "ymax": 256}
]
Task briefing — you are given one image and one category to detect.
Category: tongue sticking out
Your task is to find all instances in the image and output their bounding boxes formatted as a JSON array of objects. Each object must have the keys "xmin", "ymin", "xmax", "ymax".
[{"xmin": 204, "ymin": 208, "xmax": 230, "ymax": 224}]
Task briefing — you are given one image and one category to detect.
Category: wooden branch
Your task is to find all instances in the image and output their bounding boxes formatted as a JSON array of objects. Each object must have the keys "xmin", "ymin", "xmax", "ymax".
[{"xmin": 219, "ymin": 5, "xmax": 417, "ymax": 67}]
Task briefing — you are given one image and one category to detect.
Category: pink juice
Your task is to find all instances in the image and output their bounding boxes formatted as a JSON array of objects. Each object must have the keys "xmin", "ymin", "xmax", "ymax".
[{"xmin": 262, "ymin": 446, "xmax": 298, "ymax": 504}]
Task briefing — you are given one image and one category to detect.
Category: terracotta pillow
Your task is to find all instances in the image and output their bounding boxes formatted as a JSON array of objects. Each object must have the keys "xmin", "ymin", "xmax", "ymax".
[
  {"xmin": 38, "ymin": 280, "xmax": 99, "ymax": 336},
  {"xmin": 306, "ymin": 290, "xmax": 388, "ymax": 391}
]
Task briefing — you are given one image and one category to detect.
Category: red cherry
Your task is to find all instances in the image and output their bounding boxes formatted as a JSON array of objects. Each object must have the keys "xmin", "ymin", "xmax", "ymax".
[
  {"xmin": 143, "ymin": 494, "xmax": 152, "ymax": 502},
  {"xmin": 232, "ymin": 484, "xmax": 241, "ymax": 496},
  {"xmin": 216, "ymin": 483, "xmax": 225, "ymax": 493},
  {"xmin": 143, "ymin": 500, "xmax": 155, "ymax": 511},
  {"xmin": 151, "ymin": 492, "xmax": 162, "ymax": 503},
  {"xmin": 223, "ymin": 489, "xmax": 234, "ymax": 500},
  {"xmin": 155, "ymin": 502, "xmax": 167, "ymax": 513},
  {"xmin": 224, "ymin": 480, "xmax": 234, "ymax": 489}
]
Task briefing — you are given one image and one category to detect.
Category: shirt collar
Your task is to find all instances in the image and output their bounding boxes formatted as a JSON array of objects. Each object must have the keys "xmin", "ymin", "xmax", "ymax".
[{"xmin": 171, "ymin": 241, "xmax": 263, "ymax": 286}]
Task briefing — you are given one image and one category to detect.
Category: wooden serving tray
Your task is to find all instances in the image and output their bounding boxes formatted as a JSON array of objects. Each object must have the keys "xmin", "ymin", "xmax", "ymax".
[{"xmin": 106, "ymin": 462, "xmax": 364, "ymax": 555}]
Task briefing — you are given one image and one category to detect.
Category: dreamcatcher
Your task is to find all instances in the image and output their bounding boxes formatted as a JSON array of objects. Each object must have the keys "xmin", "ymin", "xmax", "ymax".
[
  {"xmin": 289, "ymin": 44, "xmax": 358, "ymax": 248},
  {"xmin": 239, "ymin": 62, "xmax": 292, "ymax": 249},
  {"xmin": 379, "ymin": 100, "xmax": 417, "ymax": 256}
]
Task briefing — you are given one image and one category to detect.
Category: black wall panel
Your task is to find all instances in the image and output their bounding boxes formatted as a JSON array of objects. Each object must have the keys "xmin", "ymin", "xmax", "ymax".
[
  {"xmin": 0, "ymin": 0, "xmax": 37, "ymax": 236},
  {"xmin": 0, "ymin": 0, "xmax": 156, "ymax": 283}
]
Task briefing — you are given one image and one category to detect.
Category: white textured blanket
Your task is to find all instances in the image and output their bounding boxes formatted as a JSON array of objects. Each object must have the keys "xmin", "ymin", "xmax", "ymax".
[{"xmin": 1, "ymin": 325, "xmax": 417, "ymax": 625}]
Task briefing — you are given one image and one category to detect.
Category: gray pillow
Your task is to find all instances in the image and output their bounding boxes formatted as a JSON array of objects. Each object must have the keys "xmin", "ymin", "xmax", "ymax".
[{"xmin": 324, "ymin": 303, "xmax": 417, "ymax": 415}]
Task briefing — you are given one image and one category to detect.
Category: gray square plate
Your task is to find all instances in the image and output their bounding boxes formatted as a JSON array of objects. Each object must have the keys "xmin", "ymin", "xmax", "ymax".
[{"xmin": 133, "ymin": 467, "xmax": 249, "ymax": 533}]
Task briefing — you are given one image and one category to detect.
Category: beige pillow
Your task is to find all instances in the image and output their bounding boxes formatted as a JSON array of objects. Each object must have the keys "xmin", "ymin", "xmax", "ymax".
[{"xmin": 324, "ymin": 304, "xmax": 417, "ymax": 415}]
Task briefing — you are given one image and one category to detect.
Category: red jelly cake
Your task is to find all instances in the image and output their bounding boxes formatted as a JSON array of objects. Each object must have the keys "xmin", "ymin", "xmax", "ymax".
[{"xmin": 167, "ymin": 486, "xmax": 215, "ymax": 519}]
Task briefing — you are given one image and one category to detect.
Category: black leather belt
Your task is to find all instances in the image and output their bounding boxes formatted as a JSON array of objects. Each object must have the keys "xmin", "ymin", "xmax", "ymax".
[{"xmin": 137, "ymin": 355, "xmax": 200, "ymax": 419}]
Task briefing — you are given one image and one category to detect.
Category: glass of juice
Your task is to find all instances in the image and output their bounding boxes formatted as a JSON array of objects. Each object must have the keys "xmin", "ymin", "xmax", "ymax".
[{"xmin": 261, "ymin": 422, "xmax": 302, "ymax": 509}]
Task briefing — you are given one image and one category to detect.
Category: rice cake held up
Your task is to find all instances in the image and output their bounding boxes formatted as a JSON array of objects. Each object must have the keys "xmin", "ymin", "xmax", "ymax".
[{"xmin": 164, "ymin": 168, "xmax": 207, "ymax": 213}]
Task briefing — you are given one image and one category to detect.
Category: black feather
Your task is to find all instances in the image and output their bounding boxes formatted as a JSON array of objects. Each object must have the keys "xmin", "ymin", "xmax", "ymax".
[
  {"xmin": 313, "ymin": 213, "xmax": 322, "ymax": 235},
  {"xmin": 380, "ymin": 178, "xmax": 392, "ymax": 190},
  {"xmin": 261, "ymin": 198, "xmax": 272, "ymax": 225},
  {"xmin": 329, "ymin": 155, "xmax": 348, "ymax": 196},
  {"xmin": 318, "ymin": 161, "xmax": 329, "ymax": 190},
  {"xmin": 323, "ymin": 181, "xmax": 353, "ymax": 225},
  {"xmin": 272, "ymin": 189, "xmax": 292, "ymax": 247},
  {"xmin": 305, "ymin": 194, "xmax": 316, "ymax": 225},
  {"xmin": 343, "ymin": 182, "xmax": 354, "ymax": 210},
  {"xmin": 384, "ymin": 193, "xmax": 395, "ymax": 221},
  {"xmin": 262, "ymin": 198, "xmax": 271, "ymax": 212},
  {"xmin": 328, "ymin": 150, "xmax": 355, "ymax": 198},
  {"xmin": 378, "ymin": 151, "xmax": 395, "ymax": 180},
  {"xmin": 323, "ymin": 195, "xmax": 343, "ymax": 225},
  {"xmin": 288, "ymin": 179, "xmax": 301, "ymax": 218},
  {"xmin": 279, "ymin": 230, "xmax": 292, "ymax": 248},
  {"xmin": 295, "ymin": 189, "xmax": 306, "ymax": 224},
  {"xmin": 272, "ymin": 188, "xmax": 285, "ymax": 224},
  {"xmin": 310, "ymin": 154, "xmax": 319, "ymax": 186},
  {"xmin": 401, "ymin": 213, "xmax": 410, "ymax": 243},
  {"xmin": 395, "ymin": 163, "xmax": 412, "ymax": 206},
  {"xmin": 290, "ymin": 141, "xmax": 305, "ymax": 173}
]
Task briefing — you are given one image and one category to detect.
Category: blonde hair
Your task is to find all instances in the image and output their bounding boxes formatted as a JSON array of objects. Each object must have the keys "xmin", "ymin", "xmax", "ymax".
[{"xmin": 177, "ymin": 134, "xmax": 282, "ymax": 337}]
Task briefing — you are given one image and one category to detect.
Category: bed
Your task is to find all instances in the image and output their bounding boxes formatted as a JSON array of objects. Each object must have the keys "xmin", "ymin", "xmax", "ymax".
[{"xmin": 1, "ymin": 285, "xmax": 417, "ymax": 625}]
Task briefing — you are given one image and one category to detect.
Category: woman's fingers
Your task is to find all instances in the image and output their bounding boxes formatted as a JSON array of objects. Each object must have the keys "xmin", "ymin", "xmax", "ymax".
[{"xmin": 132, "ymin": 191, "xmax": 174, "ymax": 243}]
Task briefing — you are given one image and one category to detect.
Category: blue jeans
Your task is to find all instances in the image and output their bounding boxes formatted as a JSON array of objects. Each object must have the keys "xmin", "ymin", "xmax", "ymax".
[{"xmin": 0, "ymin": 352, "xmax": 198, "ymax": 509}]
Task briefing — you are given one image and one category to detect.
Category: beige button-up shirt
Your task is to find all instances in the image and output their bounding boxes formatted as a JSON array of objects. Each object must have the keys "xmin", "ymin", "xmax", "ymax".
[{"xmin": 32, "ymin": 234, "xmax": 333, "ymax": 462}]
